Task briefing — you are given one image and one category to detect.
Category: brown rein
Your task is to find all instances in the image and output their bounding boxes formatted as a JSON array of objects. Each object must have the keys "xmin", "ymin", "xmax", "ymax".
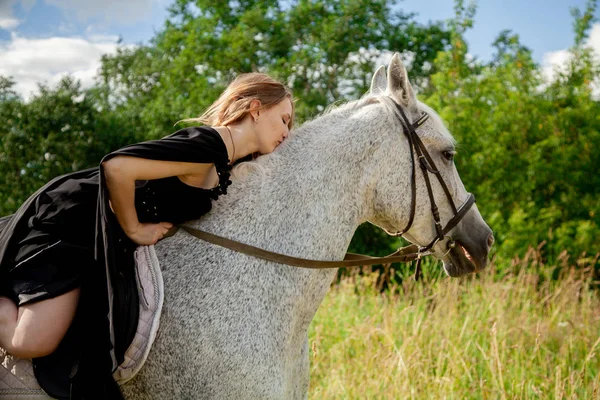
[{"xmin": 163, "ymin": 224, "xmax": 425, "ymax": 269}]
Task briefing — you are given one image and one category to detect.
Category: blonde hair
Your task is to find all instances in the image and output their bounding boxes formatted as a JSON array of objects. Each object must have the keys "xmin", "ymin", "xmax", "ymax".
[
  {"xmin": 180, "ymin": 72, "xmax": 294, "ymax": 129},
  {"xmin": 178, "ymin": 73, "xmax": 293, "ymax": 179}
]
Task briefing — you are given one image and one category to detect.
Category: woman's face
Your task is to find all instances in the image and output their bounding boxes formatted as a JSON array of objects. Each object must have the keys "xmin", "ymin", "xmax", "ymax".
[{"xmin": 254, "ymin": 97, "xmax": 293, "ymax": 154}]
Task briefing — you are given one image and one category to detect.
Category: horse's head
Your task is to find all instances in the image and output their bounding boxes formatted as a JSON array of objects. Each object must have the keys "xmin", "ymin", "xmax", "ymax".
[{"xmin": 366, "ymin": 54, "xmax": 493, "ymax": 277}]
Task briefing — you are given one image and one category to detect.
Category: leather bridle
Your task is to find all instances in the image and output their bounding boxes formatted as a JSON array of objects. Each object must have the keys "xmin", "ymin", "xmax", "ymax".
[
  {"xmin": 165, "ymin": 99, "xmax": 476, "ymax": 280},
  {"xmin": 388, "ymin": 103, "xmax": 476, "ymax": 278}
]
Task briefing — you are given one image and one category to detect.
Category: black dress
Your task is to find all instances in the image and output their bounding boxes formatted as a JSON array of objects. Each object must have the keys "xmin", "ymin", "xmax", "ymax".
[
  {"xmin": 0, "ymin": 126, "xmax": 232, "ymax": 399},
  {"xmin": 6, "ymin": 172, "xmax": 228, "ymax": 306}
]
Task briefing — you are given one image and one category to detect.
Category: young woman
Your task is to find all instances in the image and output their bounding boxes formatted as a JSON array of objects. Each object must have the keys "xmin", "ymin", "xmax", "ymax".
[{"xmin": 0, "ymin": 72, "xmax": 294, "ymax": 397}]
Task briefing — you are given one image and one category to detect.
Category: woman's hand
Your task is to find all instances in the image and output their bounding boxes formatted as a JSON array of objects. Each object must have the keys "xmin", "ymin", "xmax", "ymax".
[{"xmin": 126, "ymin": 221, "xmax": 174, "ymax": 245}]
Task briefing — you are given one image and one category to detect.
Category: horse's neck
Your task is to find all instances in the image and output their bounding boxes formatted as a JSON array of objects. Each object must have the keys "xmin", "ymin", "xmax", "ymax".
[
  {"xmin": 185, "ymin": 106, "xmax": 386, "ymax": 331},
  {"xmin": 203, "ymin": 109, "xmax": 380, "ymax": 262}
]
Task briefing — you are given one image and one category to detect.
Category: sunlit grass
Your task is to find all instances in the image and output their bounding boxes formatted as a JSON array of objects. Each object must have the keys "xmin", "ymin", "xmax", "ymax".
[{"xmin": 308, "ymin": 253, "xmax": 600, "ymax": 399}]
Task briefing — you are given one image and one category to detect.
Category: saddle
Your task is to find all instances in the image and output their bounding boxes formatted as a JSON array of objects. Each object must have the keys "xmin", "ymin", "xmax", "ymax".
[{"xmin": 0, "ymin": 245, "xmax": 164, "ymax": 399}]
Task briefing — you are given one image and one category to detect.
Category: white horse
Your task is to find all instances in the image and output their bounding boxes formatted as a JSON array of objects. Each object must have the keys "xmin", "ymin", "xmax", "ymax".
[{"xmin": 121, "ymin": 54, "xmax": 493, "ymax": 399}]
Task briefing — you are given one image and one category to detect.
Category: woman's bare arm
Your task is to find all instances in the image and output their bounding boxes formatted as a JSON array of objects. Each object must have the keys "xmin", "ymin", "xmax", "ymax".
[{"xmin": 102, "ymin": 156, "xmax": 211, "ymax": 240}]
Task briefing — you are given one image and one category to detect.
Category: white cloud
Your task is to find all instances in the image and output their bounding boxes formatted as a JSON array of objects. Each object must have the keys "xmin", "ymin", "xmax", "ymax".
[
  {"xmin": 542, "ymin": 49, "xmax": 573, "ymax": 82},
  {"xmin": 588, "ymin": 22, "xmax": 600, "ymax": 52},
  {"xmin": 542, "ymin": 23, "xmax": 600, "ymax": 81},
  {"xmin": 0, "ymin": 33, "xmax": 129, "ymax": 101},
  {"xmin": 541, "ymin": 23, "xmax": 600, "ymax": 98},
  {"xmin": 88, "ymin": 34, "xmax": 120, "ymax": 43},
  {"xmin": 0, "ymin": 18, "xmax": 20, "ymax": 29},
  {"xmin": 0, "ymin": 0, "xmax": 152, "ymax": 101},
  {"xmin": 0, "ymin": 0, "xmax": 18, "ymax": 30},
  {"xmin": 0, "ymin": 0, "xmax": 36, "ymax": 30}
]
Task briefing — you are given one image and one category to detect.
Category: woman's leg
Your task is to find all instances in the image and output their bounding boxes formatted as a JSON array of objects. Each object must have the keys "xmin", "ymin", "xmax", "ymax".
[{"xmin": 0, "ymin": 288, "xmax": 80, "ymax": 359}]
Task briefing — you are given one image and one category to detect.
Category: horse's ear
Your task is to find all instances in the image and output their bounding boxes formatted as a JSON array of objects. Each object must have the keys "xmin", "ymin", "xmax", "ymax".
[
  {"xmin": 369, "ymin": 65, "xmax": 387, "ymax": 94},
  {"xmin": 387, "ymin": 53, "xmax": 417, "ymax": 107}
]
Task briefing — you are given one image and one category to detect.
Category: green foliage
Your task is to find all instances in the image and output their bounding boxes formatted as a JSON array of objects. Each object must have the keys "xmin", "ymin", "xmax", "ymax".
[
  {"xmin": 572, "ymin": 0, "xmax": 597, "ymax": 46},
  {"xmin": 96, "ymin": 0, "xmax": 450, "ymax": 133},
  {"xmin": 422, "ymin": 0, "xmax": 600, "ymax": 269},
  {"xmin": 0, "ymin": 77, "xmax": 138, "ymax": 215}
]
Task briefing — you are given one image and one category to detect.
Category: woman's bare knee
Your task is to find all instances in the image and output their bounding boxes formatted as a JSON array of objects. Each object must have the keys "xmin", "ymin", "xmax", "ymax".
[
  {"xmin": 10, "ymin": 288, "xmax": 80, "ymax": 359},
  {"xmin": 0, "ymin": 296, "xmax": 18, "ymax": 354}
]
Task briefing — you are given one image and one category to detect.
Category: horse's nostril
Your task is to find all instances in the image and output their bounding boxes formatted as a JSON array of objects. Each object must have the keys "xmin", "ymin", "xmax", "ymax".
[{"xmin": 487, "ymin": 234, "xmax": 495, "ymax": 248}]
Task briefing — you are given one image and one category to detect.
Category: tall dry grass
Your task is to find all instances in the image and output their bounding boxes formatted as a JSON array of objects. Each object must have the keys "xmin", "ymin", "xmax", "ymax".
[{"xmin": 308, "ymin": 248, "xmax": 600, "ymax": 399}]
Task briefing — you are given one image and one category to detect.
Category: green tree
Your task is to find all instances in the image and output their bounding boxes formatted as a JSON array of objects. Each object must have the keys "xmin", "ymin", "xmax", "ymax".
[
  {"xmin": 424, "ymin": 0, "xmax": 600, "ymax": 270},
  {"xmin": 0, "ymin": 77, "xmax": 137, "ymax": 215},
  {"xmin": 97, "ymin": 0, "xmax": 451, "ymax": 137}
]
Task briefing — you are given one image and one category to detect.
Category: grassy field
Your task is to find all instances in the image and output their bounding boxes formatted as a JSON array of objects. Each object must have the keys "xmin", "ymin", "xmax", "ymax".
[{"xmin": 308, "ymin": 252, "xmax": 600, "ymax": 399}]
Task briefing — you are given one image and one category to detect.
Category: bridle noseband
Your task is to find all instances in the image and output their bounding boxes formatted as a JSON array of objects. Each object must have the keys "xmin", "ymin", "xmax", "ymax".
[{"xmin": 390, "ymin": 101, "xmax": 476, "ymax": 278}]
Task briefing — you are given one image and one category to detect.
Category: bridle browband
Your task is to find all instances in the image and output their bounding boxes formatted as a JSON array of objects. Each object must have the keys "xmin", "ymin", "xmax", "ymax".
[{"xmin": 165, "ymin": 98, "xmax": 476, "ymax": 280}]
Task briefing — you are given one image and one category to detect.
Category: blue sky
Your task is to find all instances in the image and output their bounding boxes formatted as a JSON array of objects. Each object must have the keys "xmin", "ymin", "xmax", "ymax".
[
  {"xmin": 404, "ymin": 0, "xmax": 592, "ymax": 62},
  {"xmin": 0, "ymin": 0, "xmax": 596, "ymax": 100}
]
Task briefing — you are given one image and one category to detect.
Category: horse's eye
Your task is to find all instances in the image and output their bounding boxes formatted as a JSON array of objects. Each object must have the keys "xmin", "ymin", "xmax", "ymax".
[{"xmin": 443, "ymin": 151, "xmax": 455, "ymax": 161}]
